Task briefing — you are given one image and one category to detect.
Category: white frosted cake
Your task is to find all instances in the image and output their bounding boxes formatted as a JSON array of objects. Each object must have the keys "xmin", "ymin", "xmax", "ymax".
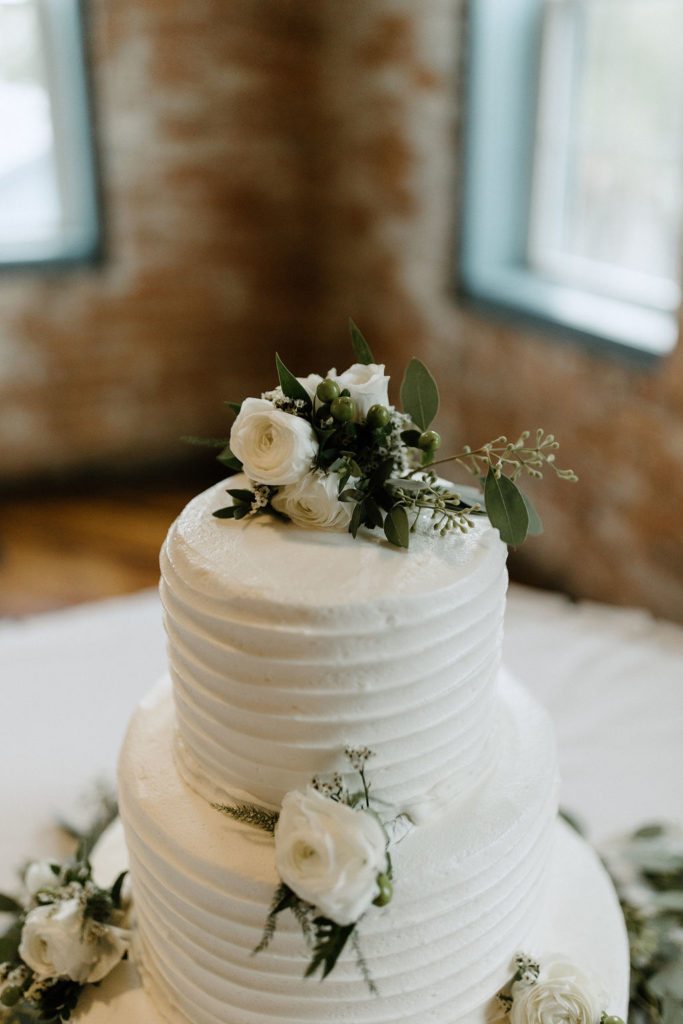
[
  {"xmin": 72, "ymin": 476, "xmax": 629, "ymax": 1024},
  {"xmin": 1, "ymin": 346, "xmax": 629, "ymax": 1022}
]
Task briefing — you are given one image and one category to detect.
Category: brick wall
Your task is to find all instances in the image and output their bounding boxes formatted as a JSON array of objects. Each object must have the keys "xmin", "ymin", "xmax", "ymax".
[{"xmin": 1, "ymin": 0, "xmax": 681, "ymax": 621}]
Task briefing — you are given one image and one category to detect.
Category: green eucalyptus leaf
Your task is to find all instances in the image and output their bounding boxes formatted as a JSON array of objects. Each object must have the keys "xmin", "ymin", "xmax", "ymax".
[
  {"xmin": 213, "ymin": 506, "xmax": 237, "ymax": 519},
  {"xmin": 305, "ymin": 918, "xmax": 356, "ymax": 980},
  {"xmin": 484, "ymin": 469, "xmax": 529, "ymax": 547},
  {"xmin": 348, "ymin": 319, "xmax": 374, "ymax": 365},
  {"xmin": 370, "ymin": 458, "xmax": 395, "ymax": 487},
  {"xmin": 384, "ymin": 506, "xmax": 410, "ymax": 548},
  {"xmin": 339, "ymin": 488, "xmax": 365, "ymax": 503},
  {"xmin": 400, "ymin": 358, "xmax": 439, "ymax": 431},
  {"xmin": 227, "ymin": 489, "xmax": 255, "ymax": 505},
  {"xmin": 275, "ymin": 353, "xmax": 312, "ymax": 407},
  {"xmin": 0, "ymin": 918, "xmax": 22, "ymax": 963},
  {"xmin": 349, "ymin": 502, "xmax": 363, "ymax": 539},
  {"xmin": 520, "ymin": 489, "xmax": 543, "ymax": 536},
  {"xmin": 0, "ymin": 893, "xmax": 22, "ymax": 914},
  {"xmin": 634, "ymin": 824, "xmax": 667, "ymax": 839},
  {"xmin": 363, "ymin": 498, "xmax": 384, "ymax": 530},
  {"xmin": 217, "ymin": 445, "xmax": 243, "ymax": 472},
  {"xmin": 224, "ymin": 401, "xmax": 242, "ymax": 417},
  {"xmin": 110, "ymin": 871, "xmax": 128, "ymax": 910}
]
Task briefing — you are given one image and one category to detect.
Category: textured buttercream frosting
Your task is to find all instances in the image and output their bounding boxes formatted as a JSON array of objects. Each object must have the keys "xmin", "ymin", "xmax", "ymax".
[
  {"xmin": 118, "ymin": 673, "xmax": 559, "ymax": 1024},
  {"xmin": 160, "ymin": 477, "xmax": 509, "ymax": 816},
  {"xmin": 75, "ymin": 816, "xmax": 630, "ymax": 1024}
]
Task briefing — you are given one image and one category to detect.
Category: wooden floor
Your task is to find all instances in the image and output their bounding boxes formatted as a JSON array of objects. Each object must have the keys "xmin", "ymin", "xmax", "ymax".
[{"xmin": 0, "ymin": 472, "xmax": 215, "ymax": 618}]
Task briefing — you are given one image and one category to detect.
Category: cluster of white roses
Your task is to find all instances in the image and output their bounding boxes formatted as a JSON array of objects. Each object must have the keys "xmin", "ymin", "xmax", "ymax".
[
  {"xmin": 1, "ymin": 859, "xmax": 129, "ymax": 1010},
  {"xmin": 230, "ymin": 362, "xmax": 391, "ymax": 531},
  {"xmin": 273, "ymin": 786, "xmax": 389, "ymax": 927},
  {"xmin": 493, "ymin": 954, "xmax": 624, "ymax": 1024}
]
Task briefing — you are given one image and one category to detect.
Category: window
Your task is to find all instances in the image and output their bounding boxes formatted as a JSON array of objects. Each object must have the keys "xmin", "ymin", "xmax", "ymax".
[
  {"xmin": 459, "ymin": 0, "xmax": 682, "ymax": 356},
  {"xmin": 0, "ymin": 0, "xmax": 100, "ymax": 267}
]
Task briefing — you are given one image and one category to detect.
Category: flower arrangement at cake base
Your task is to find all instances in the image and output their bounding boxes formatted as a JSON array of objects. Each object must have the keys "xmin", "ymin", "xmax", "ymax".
[
  {"xmin": 0, "ymin": 851, "xmax": 129, "ymax": 1022},
  {"xmin": 492, "ymin": 954, "xmax": 625, "ymax": 1024}
]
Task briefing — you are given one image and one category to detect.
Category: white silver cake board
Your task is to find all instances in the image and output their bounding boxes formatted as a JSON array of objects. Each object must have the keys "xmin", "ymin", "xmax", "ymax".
[{"xmin": 74, "ymin": 817, "xmax": 629, "ymax": 1023}]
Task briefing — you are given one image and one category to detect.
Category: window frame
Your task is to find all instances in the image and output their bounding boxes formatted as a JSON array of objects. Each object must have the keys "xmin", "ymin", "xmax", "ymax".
[{"xmin": 458, "ymin": 0, "xmax": 680, "ymax": 358}]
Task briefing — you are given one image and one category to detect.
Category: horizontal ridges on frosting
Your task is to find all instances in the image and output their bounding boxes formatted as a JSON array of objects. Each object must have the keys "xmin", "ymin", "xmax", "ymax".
[
  {"xmin": 118, "ymin": 675, "xmax": 558, "ymax": 1024},
  {"xmin": 160, "ymin": 479, "xmax": 509, "ymax": 812}
]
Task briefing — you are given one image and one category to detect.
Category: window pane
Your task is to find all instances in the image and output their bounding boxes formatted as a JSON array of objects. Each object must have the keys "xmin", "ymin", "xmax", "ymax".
[
  {"xmin": 0, "ymin": 0, "xmax": 60, "ymax": 246},
  {"xmin": 0, "ymin": 0, "xmax": 99, "ymax": 266},
  {"xmin": 530, "ymin": 0, "xmax": 683, "ymax": 310}
]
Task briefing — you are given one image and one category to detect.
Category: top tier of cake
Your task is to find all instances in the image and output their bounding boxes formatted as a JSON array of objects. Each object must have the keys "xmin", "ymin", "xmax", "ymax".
[{"xmin": 160, "ymin": 477, "xmax": 509, "ymax": 818}]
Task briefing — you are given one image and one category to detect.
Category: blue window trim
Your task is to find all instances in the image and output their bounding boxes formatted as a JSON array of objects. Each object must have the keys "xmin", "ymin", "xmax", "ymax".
[
  {"xmin": 458, "ymin": 0, "xmax": 679, "ymax": 359},
  {"xmin": 0, "ymin": 0, "xmax": 101, "ymax": 271}
]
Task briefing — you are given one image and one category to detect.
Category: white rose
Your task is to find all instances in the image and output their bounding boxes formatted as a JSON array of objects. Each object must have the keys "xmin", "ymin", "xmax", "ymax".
[
  {"xmin": 297, "ymin": 373, "xmax": 323, "ymax": 401},
  {"xmin": 274, "ymin": 787, "xmax": 388, "ymax": 926},
  {"xmin": 509, "ymin": 958, "xmax": 604, "ymax": 1024},
  {"xmin": 19, "ymin": 899, "xmax": 129, "ymax": 984},
  {"xmin": 271, "ymin": 471, "xmax": 352, "ymax": 531},
  {"xmin": 328, "ymin": 363, "xmax": 390, "ymax": 420},
  {"xmin": 230, "ymin": 397, "xmax": 317, "ymax": 486},
  {"xmin": 24, "ymin": 860, "xmax": 61, "ymax": 897}
]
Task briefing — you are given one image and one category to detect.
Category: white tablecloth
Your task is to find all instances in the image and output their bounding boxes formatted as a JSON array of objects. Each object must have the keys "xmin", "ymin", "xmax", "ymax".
[{"xmin": 1, "ymin": 585, "xmax": 682, "ymax": 891}]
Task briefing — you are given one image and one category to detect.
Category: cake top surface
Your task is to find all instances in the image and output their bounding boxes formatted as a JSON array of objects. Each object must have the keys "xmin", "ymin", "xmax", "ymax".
[{"xmin": 161, "ymin": 477, "xmax": 507, "ymax": 618}]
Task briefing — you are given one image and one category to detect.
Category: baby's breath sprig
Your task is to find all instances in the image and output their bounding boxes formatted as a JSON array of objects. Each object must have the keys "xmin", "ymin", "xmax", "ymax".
[
  {"xmin": 311, "ymin": 773, "xmax": 345, "ymax": 802},
  {"xmin": 344, "ymin": 748, "xmax": 375, "ymax": 808}
]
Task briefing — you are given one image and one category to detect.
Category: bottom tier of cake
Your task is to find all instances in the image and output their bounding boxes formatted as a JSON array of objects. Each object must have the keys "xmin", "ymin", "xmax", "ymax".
[
  {"xmin": 72, "ymin": 671, "xmax": 629, "ymax": 1023},
  {"xmin": 75, "ymin": 815, "xmax": 629, "ymax": 1024}
]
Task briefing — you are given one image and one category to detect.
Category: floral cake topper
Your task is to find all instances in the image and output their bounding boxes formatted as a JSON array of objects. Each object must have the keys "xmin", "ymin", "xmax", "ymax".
[{"xmin": 187, "ymin": 320, "xmax": 577, "ymax": 548}]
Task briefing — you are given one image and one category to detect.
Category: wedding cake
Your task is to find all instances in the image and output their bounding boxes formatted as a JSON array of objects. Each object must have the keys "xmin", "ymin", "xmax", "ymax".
[{"xmin": 4, "ymin": 330, "xmax": 629, "ymax": 1024}]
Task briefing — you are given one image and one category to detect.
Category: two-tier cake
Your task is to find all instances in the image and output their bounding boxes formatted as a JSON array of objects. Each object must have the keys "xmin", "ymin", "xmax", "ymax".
[
  {"xmin": 72, "ymin": 341, "xmax": 629, "ymax": 1023},
  {"xmin": 73, "ymin": 480, "xmax": 628, "ymax": 1024}
]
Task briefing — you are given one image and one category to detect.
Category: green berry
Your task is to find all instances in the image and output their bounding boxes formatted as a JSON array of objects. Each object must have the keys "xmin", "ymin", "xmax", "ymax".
[
  {"xmin": 330, "ymin": 396, "xmax": 355, "ymax": 422},
  {"xmin": 373, "ymin": 873, "xmax": 393, "ymax": 907},
  {"xmin": 366, "ymin": 404, "xmax": 391, "ymax": 429},
  {"xmin": 316, "ymin": 377, "xmax": 340, "ymax": 403},
  {"xmin": 418, "ymin": 429, "xmax": 441, "ymax": 452},
  {"xmin": 1, "ymin": 987, "xmax": 22, "ymax": 1008},
  {"xmin": 602, "ymin": 1018, "xmax": 624, "ymax": 1024}
]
